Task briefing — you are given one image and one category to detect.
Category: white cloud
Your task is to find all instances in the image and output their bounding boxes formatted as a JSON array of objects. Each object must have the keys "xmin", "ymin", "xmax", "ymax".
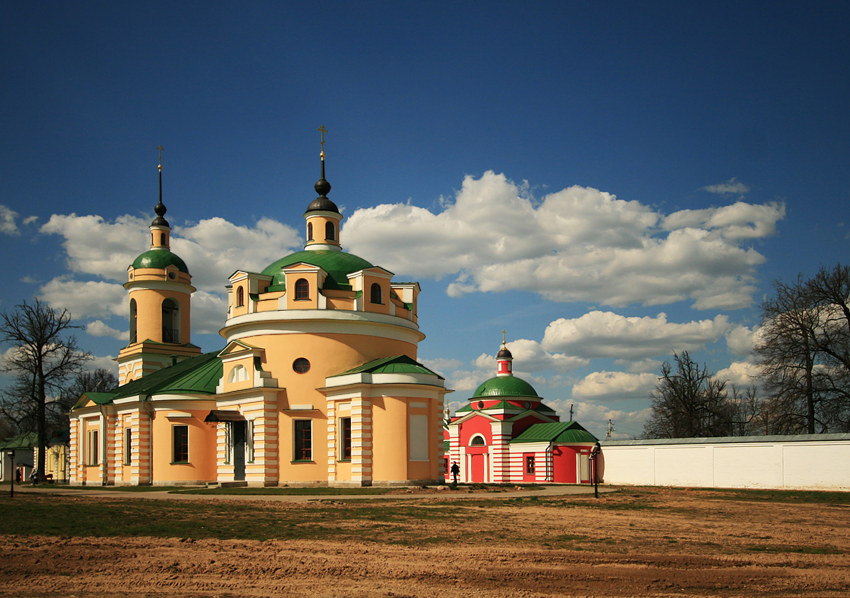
[
  {"xmin": 662, "ymin": 202, "xmax": 784, "ymax": 241},
  {"xmin": 725, "ymin": 325, "xmax": 758, "ymax": 356},
  {"xmin": 86, "ymin": 320, "xmax": 125, "ymax": 340},
  {"xmin": 571, "ymin": 371, "xmax": 658, "ymax": 401},
  {"xmin": 419, "ymin": 357, "xmax": 463, "ymax": 377},
  {"xmin": 86, "ymin": 354, "xmax": 119, "ymax": 376},
  {"xmin": 472, "ymin": 338, "xmax": 588, "ymax": 373},
  {"xmin": 173, "ymin": 217, "xmax": 301, "ymax": 292},
  {"xmin": 38, "ymin": 212, "xmax": 302, "ymax": 339},
  {"xmin": 547, "ymin": 398, "xmax": 652, "ymax": 440},
  {"xmin": 702, "ymin": 177, "xmax": 750, "ymax": 196},
  {"xmin": 40, "ymin": 214, "xmax": 148, "ymax": 281},
  {"xmin": 542, "ymin": 310, "xmax": 730, "ymax": 360},
  {"xmin": 716, "ymin": 360, "xmax": 762, "ymax": 387},
  {"xmin": 0, "ymin": 205, "xmax": 19, "ymax": 235},
  {"xmin": 191, "ymin": 290, "xmax": 227, "ymax": 336},
  {"xmin": 38, "ymin": 278, "xmax": 126, "ymax": 320},
  {"xmin": 343, "ymin": 172, "xmax": 782, "ymax": 309}
]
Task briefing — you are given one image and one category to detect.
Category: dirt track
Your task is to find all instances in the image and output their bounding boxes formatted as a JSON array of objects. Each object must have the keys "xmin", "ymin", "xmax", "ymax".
[{"xmin": 0, "ymin": 487, "xmax": 848, "ymax": 597}]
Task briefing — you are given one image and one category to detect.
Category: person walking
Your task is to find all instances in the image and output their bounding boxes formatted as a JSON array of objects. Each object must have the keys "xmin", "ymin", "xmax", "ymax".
[{"xmin": 450, "ymin": 461, "xmax": 460, "ymax": 485}]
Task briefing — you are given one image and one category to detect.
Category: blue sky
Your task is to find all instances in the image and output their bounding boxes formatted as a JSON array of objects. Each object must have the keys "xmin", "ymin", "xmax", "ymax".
[{"xmin": 1, "ymin": 2, "xmax": 848, "ymax": 438}]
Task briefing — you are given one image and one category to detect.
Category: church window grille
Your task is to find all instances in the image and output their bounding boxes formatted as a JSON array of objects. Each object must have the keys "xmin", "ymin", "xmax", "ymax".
[
  {"xmin": 339, "ymin": 417, "xmax": 352, "ymax": 460},
  {"xmin": 124, "ymin": 428, "xmax": 132, "ymax": 465},
  {"xmin": 292, "ymin": 357, "xmax": 310, "ymax": 374},
  {"xmin": 469, "ymin": 434, "xmax": 486, "ymax": 446},
  {"xmin": 325, "ymin": 221, "xmax": 335, "ymax": 241},
  {"xmin": 294, "ymin": 278, "xmax": 309, "ymax": 301},
  {"xmin": 525, "ymin": 455, "xmax": 535, "ymax": 475},
  {"xmin": 86, "ymin": 429, "xmax": 99, "ymax": 465},
  {"xmin": 172, "ymin": 425, "xmax": 189, "ymax": 463},
  {"xmin": 293, "ymin": 420, "xmax": 312, "ymax": 461}
]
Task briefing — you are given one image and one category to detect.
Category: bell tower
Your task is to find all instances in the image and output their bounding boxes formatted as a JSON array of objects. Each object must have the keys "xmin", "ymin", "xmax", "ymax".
[{"xmin": 116, "ymin": 147, "xmax": 201, "ymax": 385}]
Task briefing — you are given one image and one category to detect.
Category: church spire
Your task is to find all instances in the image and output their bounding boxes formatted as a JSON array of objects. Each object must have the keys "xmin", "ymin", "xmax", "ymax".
[
  {"xmin": 304, "ymin": 126, "xmax": 342, "ymax": 251},
  {"xmin": 150, "ymin": 145, "xmax": 170, "ymax": 250}
]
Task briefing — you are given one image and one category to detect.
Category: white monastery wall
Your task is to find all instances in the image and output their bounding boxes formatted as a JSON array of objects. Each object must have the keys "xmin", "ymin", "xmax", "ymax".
[{"xmin": 602, "ymin": 434, "xmax": 850, "ymax": 491}]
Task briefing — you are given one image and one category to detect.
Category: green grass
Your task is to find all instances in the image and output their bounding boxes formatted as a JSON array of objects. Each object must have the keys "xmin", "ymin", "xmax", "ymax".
[
  {"xmin": 175, "ymin": 486, "xmax": 397, "ymax": 496},
  {"xmin": 702, "ymin": 488, "xmax": 850, "ymax": 505},
  {"xmin": 746, "ymin": 544, "xmax": 843, "ymax": 555},
  {"xmin": 0, "ymin": 494, "xmax": 480, "ymax": 542}
]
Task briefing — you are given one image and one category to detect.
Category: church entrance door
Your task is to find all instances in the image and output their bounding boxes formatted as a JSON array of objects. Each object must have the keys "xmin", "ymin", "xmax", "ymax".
[
  {"xmin": 470, "ymin": 453, "xmax": 485, "ymax": 483},
  {"xmin": 232, "ymin": 421, "xmax": 246, "ymax": 481}
]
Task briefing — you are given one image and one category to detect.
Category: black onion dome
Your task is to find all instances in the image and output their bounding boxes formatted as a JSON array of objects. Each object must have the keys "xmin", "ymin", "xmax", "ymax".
[
  {"xmin": 497, "ymin": 345, "xmax": 513, "ymax": 360},
  {"xmin": 151, "ymin": 199, "xmax": 169, "ymax": 227},
  {"xmin": 306, "ymin": 193, "xmax": 339, "ymax": 213}
]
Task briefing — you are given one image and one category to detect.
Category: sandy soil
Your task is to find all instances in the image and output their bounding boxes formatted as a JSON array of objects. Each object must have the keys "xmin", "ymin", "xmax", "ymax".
[{"xmin": 0, "ymin": 487, "xmax": 848, "ymax": 597}]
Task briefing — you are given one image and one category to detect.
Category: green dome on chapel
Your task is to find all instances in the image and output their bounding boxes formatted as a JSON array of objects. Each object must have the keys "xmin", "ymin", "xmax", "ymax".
[
  {"xmin": 131, "ymin": 249, "xmax": 189, "ymax": 274},
  {"xmin": 261, "ymin": 249, "xmax": 374, "ymax": 291},
  {"xmin": 472, "ymin": 375, "xmax": 539, "ymax": 399}
]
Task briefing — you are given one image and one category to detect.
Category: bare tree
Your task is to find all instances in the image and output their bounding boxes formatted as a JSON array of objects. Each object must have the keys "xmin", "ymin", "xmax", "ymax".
[
  {"xmin": 755, "ymin": 264, "xmax": 850, "ymax": 433},
  {"xmin": 52, "ymin": 368, "xmax": 118, "ymax": 433},
  {"xmin": 0, "ymin": 300, "xmax": 90, "ymax": 479},
  {"xmin": 643, "ymin": 351, "xmax": 734, "ymax": 438}
]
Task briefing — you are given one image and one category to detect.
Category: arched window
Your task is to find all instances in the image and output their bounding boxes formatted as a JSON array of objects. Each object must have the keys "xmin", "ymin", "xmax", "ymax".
[
  {"xmin": 236, "ymin": 286, "xmax": 244, "ymax": 307},
  {"xmin": 160, "ymin": 233, "xmax": 166, "ymax": 246},
  {"xmin": 469, "ymin": 435, "xmax": 486, "ymax": 447},
  {"xmin": 370, "ymin": 282, "xmax": 382, "ymax": 304},
  {"xmin": 325, "ymin": 221, "xmax": 335, "ymax": 241},
  {"xmin": 294, "ymin": 278, "xmax": 309, "ymax": 301},
  {"xmin": 307, "ymin": 222, "xmax": 313, "ymax": 241},
  {"xmin": 162, "ymin": 298, "xmax": 180, "ymax": 343},
  {"xmin": 129, "ymin": 299, "xmax": 137, "ymax": 344},
  {"xmin": 228, "ymin": 364, "xmax": 248, "ymax": 383}
]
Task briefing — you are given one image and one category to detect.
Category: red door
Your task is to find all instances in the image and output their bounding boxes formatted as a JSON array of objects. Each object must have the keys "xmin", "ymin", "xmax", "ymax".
[{"xmin": 470, "ymin": 453, "xmax": 485, "ymax": 482}]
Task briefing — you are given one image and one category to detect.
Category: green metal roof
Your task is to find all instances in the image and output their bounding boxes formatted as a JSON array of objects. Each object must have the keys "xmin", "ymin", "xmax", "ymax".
[
  {"xmin": 472, "ymin": 375, "xmax": 539, "ymax": 399},
  {"xmin": 511, "ymin": 421, "xmax": 598, "ymax": 444},
  {"xmin": 261, "ymin": 250, "xmax": 374, "ymax": 291},
  {"xmin": 73, "ymin": 352, "xmax": 222, "ymax": 409},
  {"xmin": 131, "ymin": 249, "xmax": 189, "ymax": 273},
  {"xmin": 332, "ymin": 354, "xmax": 443, "ymax": 379},
  {"xmin": 0, "ymin": 432, "xmax": 37, "ymax": 450}
]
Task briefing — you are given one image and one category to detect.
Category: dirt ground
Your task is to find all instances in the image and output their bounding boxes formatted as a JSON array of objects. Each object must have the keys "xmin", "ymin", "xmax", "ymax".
[{"xmin": 0, "ymin": 486, "xmax": 848, "ymax": 597}]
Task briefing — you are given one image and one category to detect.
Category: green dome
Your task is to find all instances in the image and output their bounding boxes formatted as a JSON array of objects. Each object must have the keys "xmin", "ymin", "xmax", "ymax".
[
  {"xmin": 131, "ymin": 249, "xmax": 189, "ymax": 273},
  {"xmin": 261, "ymin": 250, "xmax": 374, "ymax": 290},
  {"xmin": 472, "ymin": 375, "xmax": 539, "ymax": 399}
]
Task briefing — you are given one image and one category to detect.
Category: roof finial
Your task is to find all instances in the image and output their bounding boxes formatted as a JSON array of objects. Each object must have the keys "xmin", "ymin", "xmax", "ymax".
[
  {"xmin": 313, "ymin": 125, "xmax": 332, "ymax": 199},
  {"xmin": 152, "ymin": 145, "xmax": 169, "ymax": 227},
  {"xmin": 502, "ymin": 329, "xmax": 507, "ymax": 345}
]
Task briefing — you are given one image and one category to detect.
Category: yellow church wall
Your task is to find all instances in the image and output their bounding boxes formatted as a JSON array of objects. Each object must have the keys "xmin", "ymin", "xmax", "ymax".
[
  {"xmin": 283, "ymin": 267, "xmax": 323, "ymax": 310},
  {"xmin": 127, "ymin": 287, "xmax": 192, "ymax": 345},
  {"xmin": 304, "ymin": 214, "xmax": 341, "ymax": 247},
  {"xmin": 222, "ymin": 356, "xmax": 255, "ymax": 393},
  {"xmin": 231, "ymin": 281, "xmax": 249, "ymax": 318},
  {"xmin": 278, "ymin": 411, "xmax": 327, "ymax": 482},
  {"xmin": 371, "ymin": 396, "xmax": 408, "ymax": 481},
  {"xmin": 150, "ymin": 410, "xmax": 217, "ymax": 484}
]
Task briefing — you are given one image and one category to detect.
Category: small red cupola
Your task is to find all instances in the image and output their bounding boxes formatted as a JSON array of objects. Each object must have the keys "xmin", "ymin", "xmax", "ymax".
[{"xmin": 496, "ymin": 331, "xmax": 513, "ymax": 377}]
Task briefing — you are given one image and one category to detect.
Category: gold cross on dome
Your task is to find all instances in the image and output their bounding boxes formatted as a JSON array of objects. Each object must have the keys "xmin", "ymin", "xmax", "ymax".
[
  {"xmin": 156, "ymin": 145, "xmax": 164, "ymax": 171},
  {"xmin": 502, "ymin": 329, "xmax": 506, "ymax": 344},
  {"xmin": 317, "ymin": 125, "xmax": 328, "ymax": 156}
]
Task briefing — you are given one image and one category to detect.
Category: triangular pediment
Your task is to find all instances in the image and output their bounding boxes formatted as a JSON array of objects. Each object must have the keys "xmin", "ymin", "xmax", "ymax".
[{"xmin": 218, "ymin": 340, "xmax": 264, "ymax": 359}]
